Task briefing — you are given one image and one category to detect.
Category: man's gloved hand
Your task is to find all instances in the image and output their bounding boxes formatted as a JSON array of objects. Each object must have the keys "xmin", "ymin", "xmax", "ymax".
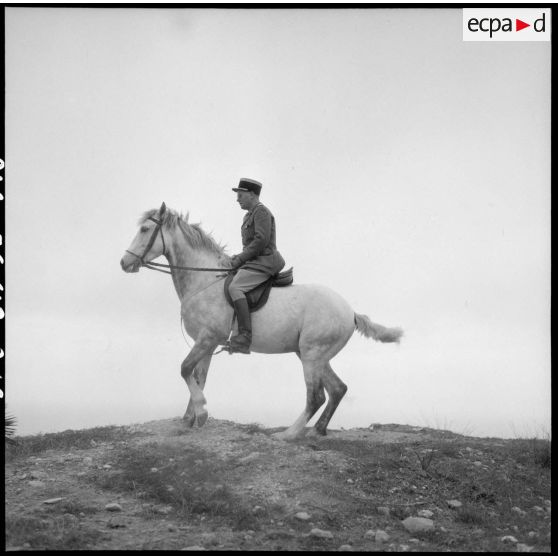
[{"xmin": 230, "ymin": 255, "xmax": 242, "ymax": 269}]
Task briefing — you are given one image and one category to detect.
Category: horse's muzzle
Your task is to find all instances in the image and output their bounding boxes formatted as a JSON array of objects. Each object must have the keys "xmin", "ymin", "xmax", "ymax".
[{"xmin": 120, "ymin": 255, "xmax": 140, "ymax": 273}]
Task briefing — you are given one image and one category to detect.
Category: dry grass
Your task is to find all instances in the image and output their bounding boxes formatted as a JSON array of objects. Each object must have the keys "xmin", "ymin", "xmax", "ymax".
[
  {"xmin": 6, "ymin": 425, "xmax": 146, "ymax": 460},
  {"xmin": 6, "ymin": 512, "xmax": 102, "ymax": 550},
  {"xmin": 87, "ymin": 442, "xmax": 270, "ymax": 530}
]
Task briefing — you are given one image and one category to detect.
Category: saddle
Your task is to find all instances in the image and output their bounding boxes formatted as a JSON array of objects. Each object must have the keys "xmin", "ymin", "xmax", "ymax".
[{"xmin": 224, "ymin": 267, "xmax": 294, "ymax": 312}]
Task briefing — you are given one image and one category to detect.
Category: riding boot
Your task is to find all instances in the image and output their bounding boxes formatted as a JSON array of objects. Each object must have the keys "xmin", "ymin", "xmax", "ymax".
[{"xmin": 229, "ymin": 297, "xmax": 252, "ymax": 354}]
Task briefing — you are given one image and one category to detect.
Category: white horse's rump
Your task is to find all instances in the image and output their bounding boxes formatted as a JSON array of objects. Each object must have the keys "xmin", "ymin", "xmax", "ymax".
[
  {"xmin": 246, "ymin": 284, "xmax": 355, "ymax": 355},
  {"xmin": 121, "ymin": 204, "xmax": 403, "ymax": 440}
]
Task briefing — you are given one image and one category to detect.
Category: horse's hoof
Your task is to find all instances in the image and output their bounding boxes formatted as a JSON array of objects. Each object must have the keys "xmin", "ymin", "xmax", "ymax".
[
  {"xmin": 182, "ymin": 414, "xmax": 196, "ymax": 428},
  {"xmin": 306, "ymin": 428, "xmax": 327, "ymax": 439},
  {"xmin": 272, "ymin": 430, "xmax": 297, "ymax": 442},
  {"xmin": 196, "ymin": 410, "xmax": 208, "ymax": 428}
]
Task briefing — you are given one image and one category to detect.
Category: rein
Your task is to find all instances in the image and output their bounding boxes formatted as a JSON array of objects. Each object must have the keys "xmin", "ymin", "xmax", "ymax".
[{"xmin": 143, "ymin": 261, "xmax": 233, "ymax": 274}]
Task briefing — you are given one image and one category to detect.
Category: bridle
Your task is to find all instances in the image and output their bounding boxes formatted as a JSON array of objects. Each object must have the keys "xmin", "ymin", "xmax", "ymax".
[
  {"xmin": 125, "ymin": 205, "xmax": 233, "ymax": 275},
  {"xmin": 125, "ymin": 215, "xmax": 167, "ymax": 270}
]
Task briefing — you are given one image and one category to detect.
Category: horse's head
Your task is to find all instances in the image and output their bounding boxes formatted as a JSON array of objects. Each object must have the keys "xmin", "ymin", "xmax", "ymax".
[{"xmin": 120, "ymin": 202, "xmax": 167, "ymax": 273}]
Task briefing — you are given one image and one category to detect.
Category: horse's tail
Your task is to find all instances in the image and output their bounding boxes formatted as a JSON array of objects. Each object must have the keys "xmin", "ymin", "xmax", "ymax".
[{"xmin": 354, "ymin": 313, "xmax": 403, "ymax": 343}]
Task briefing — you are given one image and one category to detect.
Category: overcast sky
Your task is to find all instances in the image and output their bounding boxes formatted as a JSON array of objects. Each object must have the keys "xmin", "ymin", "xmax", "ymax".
[{"xmin": 5, "ymin": 7, "xmax": 550, "ymax": 438}]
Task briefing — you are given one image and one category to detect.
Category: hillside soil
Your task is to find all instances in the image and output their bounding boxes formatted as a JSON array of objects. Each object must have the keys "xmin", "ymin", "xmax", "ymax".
[{"xmin": 5, "ymin": 418, "xmax": 552, "ymax": 552}]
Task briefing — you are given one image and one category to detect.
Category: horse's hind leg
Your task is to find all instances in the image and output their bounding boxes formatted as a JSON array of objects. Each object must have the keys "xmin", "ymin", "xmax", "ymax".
[
  {"xmin": 275, "ymin": 358, "xmax": 326, "ymax": 441},
  {"xmin": 183, "ymin": 353, "xmax": 213, "ymax": 428},
  {"xmin": 311, "ymin": 363, "xmax": 347, "ymax": 437}
]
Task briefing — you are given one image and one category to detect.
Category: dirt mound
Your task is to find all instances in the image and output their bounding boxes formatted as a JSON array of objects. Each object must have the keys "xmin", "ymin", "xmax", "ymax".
[{"xmin": 5, "ymin": 418, "xmax": 552, "ymax": 552}]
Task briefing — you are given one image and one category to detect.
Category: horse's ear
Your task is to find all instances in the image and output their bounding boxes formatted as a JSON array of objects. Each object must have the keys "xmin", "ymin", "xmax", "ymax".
[{"xmin": 160, "ymin": 202, "xmax": 167, "ymax": 216}]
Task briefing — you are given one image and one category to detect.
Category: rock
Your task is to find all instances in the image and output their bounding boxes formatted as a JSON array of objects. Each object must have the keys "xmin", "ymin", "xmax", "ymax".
[
  {"xmin": 347, "ymin": 479, "xmax": 354, "ymax": 484},
  {"xmin": 472, "ymin": 528, "xmax": 485, "ymax": 536},
  {"xmin": 532, "ymin": 506, "xmax": 544, "ymax": 513},
  {"xmin": 473, "ymin": 461, "xmax": 483, "ymax": 467},
  {"xmin": 377, "ymin": 506, "xmax": 390, "ymax": 516},
  {"xmin": 103, "ymin": 464, "xmax": 112, "ymax": 470},
  {"xmin": 375, "ymin": 530, "xmax": 390, "ymax": 543},
  {"xmin": 43, "ymin": 498, "xmax": 64, "ymax": 505},
  {"xmin": 28, "ymin": 480, "xmax": 46, "ymax": 489},
  {"xmin": 511, "ymin": 506, "xmax": 526, "ymax": 516},
  {"xmin": 83, "ymin": 457, "xmax": 93, "ymax": 466},
  {"xmin": 29, "ymin": 471, "xmax": 47, "ymax": 480},
  {"xmin": 252, "ymin": 505, "xmax": 264, "ymax": 513},
  {"xmin": 238, "ymin": 452, "xmax": 260, "ymax": 464},
  {"xmin": 409, "ymin": 538, "xmax": 420, "ymax": 543},
  {"xmin": 154, "ymin": 505, "xmax": 173, "ymax": 515},
  {"xmin": 107, "ymin": 518, "xmax": 127, "ymax": 529},
  {"xmin": 402, "ymin": 517, "xmax": 435, "ymax": 533},
  {"xmin": 501, "ymin": 535, "xmax": 518, "ymax": 544},
  {"xmin": 418, "ymin": 509, "xmax": 434, "ymax": 518},
  {"xmin": 338, "ymin": 544, "xmax": 353, "ymax": 552},
  {"xmin": 310, "ymin": 528, "xmax": 334, "ymax": 539},
  {"xmin": 447, "ymin": 499, "xmax": 462, "ymax": 509},
  {"xmin": 294, "ymin": 512, "xmax": 311, "ymax": 521},
  {"xmin": 365, "ymin": 530, "xmax": 376, "ymax": 539},
  {"xmin": 150, "ymin": 467, "xmax": 159, "ymax": 473},
  {"xmin": 517, "ymin": 543, "xmax": 535, "ymax": 553},
  {"xmin": 399, "ymin": 544, "xmax": 410, "ymax": 552},
  {"xmin": 528, "ymin": 531, "xmax": 537, "ymax": 539},
  {"xmin": 181, "ymin": 546, "xmax": 205, "ymax": 551},
  {"xmin": 105, "ymin": 503, "xmax": 122, "ymax": 512}
]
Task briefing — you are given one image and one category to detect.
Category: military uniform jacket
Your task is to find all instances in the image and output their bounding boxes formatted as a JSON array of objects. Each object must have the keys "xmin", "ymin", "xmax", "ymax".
[{"xmin": 236, "ymin": 203, "xmax": 285, "ymax": 275}]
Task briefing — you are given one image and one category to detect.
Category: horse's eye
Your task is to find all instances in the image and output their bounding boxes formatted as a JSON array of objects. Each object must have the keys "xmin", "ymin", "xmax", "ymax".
[{"xmin": 140, "ymin": 226, "xmax": 149, "ymax": 233}]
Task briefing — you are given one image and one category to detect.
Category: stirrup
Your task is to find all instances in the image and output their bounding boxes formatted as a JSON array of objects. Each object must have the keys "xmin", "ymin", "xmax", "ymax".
[
  {"xmin": 225, "ymin": 333, "xmax": 251, "ymax": 355},
  {"xmin": 221, "ymin": 341, "xmax": 251, "ymax": 355}
]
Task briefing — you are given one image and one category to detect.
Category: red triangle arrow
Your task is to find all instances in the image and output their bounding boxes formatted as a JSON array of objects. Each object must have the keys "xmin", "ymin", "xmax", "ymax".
[{"xmin": 516, "ymin": 19, "xmax": 530, "ymax": 31}]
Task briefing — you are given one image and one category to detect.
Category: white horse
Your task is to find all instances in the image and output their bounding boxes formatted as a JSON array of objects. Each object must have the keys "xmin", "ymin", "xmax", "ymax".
[{"xmin": 120, "ymin": 203, "xmax": 403, "ymax": 440}]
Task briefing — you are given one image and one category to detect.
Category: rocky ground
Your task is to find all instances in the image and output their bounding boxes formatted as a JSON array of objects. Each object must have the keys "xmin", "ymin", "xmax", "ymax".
[{"xmin": 4, "ymin": 417, "xmax": 552, "ymax": 552}]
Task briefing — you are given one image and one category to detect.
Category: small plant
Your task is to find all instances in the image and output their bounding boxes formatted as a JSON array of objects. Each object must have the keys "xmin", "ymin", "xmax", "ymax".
[
  {"xmin": 455, "ymin": 504, "xmax": 488, "ymax": 525},
  {"xmin": 5, "ymin": 410, "xmax": 17, "ymax": 445},
  {"xmin": 530, "ymin": 436, "xmax": 551, "ymax": 468},
  {"xmin": 414, "ymin": 448, "xmax": 437, "ymax": 472}
]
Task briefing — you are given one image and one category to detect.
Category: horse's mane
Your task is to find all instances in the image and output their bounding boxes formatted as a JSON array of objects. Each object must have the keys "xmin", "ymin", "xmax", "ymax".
[{"xmin": 140, "ymin": 208, "xmax": 230, "ymax": 260}]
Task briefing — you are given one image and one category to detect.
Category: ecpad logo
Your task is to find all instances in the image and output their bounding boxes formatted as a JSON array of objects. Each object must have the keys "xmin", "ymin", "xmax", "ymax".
[{"xmin": 463, "ymin": 9, "xmax": 551, "ymax": 41}]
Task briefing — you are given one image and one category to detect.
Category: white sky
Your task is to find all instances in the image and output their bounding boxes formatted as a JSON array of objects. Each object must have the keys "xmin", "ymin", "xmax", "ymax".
[{"xmin": 5, "ymin": 7, "xmax": 551, "ymax": 438}]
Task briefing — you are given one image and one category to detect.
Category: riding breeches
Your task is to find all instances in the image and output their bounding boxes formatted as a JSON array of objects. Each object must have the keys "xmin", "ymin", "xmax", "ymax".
[{"xmin": 228, "ymin": 269, "xmax": 270, "ymax": 301}]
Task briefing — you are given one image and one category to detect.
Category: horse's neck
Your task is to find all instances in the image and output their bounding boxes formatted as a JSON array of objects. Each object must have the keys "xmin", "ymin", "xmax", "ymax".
[{"xmin": 165, "ymin": 232, "xmax": 224, "ymax": 302}]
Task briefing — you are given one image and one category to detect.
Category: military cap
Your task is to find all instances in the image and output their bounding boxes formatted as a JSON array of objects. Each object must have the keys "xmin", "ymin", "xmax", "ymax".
[{"xmin": 232, "ymin": 178, "xmax": 262, "ymax": 196}]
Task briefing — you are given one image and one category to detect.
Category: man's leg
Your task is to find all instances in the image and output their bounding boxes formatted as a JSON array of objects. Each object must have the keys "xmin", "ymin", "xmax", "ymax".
[{"xmin": 227, "ymin": 269, "xmax": 269, "ymax": 354}]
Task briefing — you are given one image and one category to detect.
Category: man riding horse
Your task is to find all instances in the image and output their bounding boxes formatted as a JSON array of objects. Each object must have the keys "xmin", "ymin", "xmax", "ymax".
[{"xmin": 228, "ymin": 178, "xmax": 285, "ymax": 354}]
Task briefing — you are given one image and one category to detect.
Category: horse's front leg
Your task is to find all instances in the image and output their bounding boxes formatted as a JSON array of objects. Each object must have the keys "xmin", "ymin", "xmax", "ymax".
[
  {"xmin": 180, "ymin": 337, "xmax": 217, "ymax": 428},
  {"xmin": 183, "ymin": 353, "xmax": 213, "ymax": 428}
]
